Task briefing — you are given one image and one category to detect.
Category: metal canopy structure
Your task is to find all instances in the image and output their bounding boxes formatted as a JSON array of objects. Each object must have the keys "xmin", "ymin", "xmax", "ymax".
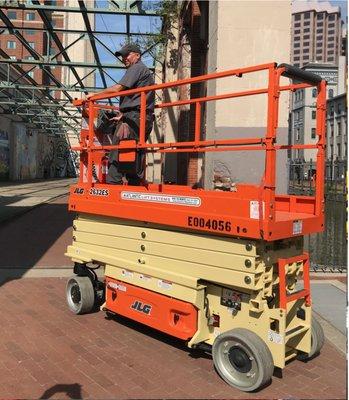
[{"xmin": 0, "ymin": 0, "xmax": 162, "ymax": 138}]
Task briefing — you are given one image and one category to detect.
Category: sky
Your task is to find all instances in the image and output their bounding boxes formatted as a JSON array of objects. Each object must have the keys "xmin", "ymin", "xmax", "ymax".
[{"xmin": 94, "ymin": 0, "xmax": 161, "ymax": 88}]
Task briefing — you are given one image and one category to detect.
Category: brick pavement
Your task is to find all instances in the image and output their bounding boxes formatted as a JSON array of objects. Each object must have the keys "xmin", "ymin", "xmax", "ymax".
[{"xmin": 0, "ymin": 277, "xmax": 346, "ymax": 400}]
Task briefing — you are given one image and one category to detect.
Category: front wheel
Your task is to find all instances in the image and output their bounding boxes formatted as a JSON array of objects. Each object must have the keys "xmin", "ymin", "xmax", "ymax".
[
  {"xmin": 297, "ymin": 317, "xmax": 325, "ymax": 361},
  {"xmin": 66, "ymin": 276, "xmax": 95, "ymax": 315},
  {"xmin": 212, "ymin": 328, "xmax": 274, "ymax": 392}
]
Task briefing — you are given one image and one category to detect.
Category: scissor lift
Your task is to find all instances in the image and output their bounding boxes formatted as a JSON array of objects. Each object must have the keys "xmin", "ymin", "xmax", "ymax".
[{"xmin": 65, "ymin": 63, "xmax": 326, "ymax": 392}]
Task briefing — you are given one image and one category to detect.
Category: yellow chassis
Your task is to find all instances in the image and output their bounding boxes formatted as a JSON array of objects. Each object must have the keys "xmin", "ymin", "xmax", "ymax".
[{"xmin": 66, "ymin": 214, "xmax": 311, "ymax": 369}]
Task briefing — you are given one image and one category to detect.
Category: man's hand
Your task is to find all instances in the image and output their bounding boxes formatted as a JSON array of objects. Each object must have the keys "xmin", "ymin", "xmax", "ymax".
[
  {"xmin": 109, "ymin": 111, "xmax": 123, "ymax": 122},
  {"xmin": 86, "ymin": 94, "xmax": 94, "ymax": 101}
]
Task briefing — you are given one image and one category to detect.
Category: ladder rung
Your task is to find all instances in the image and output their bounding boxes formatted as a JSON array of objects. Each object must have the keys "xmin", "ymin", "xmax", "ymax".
[
  {"xmin": 285, "ymin": 325, "xmax": 309, "ymax": 341},
  {"xmin": 285, "ymin": 351, "xmax": 297, "ymax": 362}
]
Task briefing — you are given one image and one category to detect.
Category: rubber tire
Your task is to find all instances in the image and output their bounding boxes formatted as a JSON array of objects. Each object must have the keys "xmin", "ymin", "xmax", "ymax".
[
  {"xmin": 297, "ymin": 316, "xmax": 325, "ymax": 361},
  {"xmin": 66, "ymin": 276, "xmax": 95, "ymax": 315},
  {"xmin": 212, "ymin": 328, "xmax": 274, "ymax": 392}
]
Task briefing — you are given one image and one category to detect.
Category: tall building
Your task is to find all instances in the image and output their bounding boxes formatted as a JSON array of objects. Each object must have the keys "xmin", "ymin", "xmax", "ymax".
[
  {"xmin": 0, "ymin": 1, "xmax": 64, "ymax": 88},
  {"xmin": 291, "ymin": 1, "xmax": 343, "ymax": 67}
]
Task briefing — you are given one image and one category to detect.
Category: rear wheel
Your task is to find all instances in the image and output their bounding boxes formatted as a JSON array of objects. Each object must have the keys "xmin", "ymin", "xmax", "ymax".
[
  {"xmin": 297, "ymin": 317, "xmax": 325, "ymax": 361},
  {"xmin": 66, "ymin": 276, "xmax": 95, "ymax": 315},
  {"xmin": 212, "ymin": 328, "xmax": 274, "ymax": 392}
]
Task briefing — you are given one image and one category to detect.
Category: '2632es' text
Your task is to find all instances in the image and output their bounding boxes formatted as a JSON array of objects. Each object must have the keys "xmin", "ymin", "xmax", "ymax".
[{"xmin": 187, "ymin": 217, "xmax": 231, "ymax": 232}]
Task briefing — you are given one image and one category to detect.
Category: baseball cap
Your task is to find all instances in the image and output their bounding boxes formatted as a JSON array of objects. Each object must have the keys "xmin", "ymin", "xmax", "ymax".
[{"xmin": 114, "ymin": 44, "xmax": 141, "ymax": 57}]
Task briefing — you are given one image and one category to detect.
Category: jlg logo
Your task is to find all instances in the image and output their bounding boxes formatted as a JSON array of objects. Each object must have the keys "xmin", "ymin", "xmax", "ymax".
[{"xmin": 130, "ymin": 300, "xmax": 152, "ymax": 315}]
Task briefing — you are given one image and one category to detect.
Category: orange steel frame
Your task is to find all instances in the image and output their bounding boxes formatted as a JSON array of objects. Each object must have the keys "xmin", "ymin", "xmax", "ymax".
[{"xmin": 69, "ymin": 62, "xmax": 327, "ymax": 241}]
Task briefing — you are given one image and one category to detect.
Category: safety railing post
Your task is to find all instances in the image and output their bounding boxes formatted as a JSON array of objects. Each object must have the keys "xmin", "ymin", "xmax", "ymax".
[
  {"xmin": 263, "ymin": 65, "xmax": 278, "ymax": 235},
  {"xmin": 315, "ymin": 80, "xmax": 326, "ymax": 216},
  {"xmin": 87, "ymin": 100, "xmax": 94, "ymax": 186},
  {"xmin": 139, "ymin": 91, "xmax": 147, "ymax": 145},
  {"xmin": 194, "ymin": 102, "xmax": 201, "ymax": 145}
]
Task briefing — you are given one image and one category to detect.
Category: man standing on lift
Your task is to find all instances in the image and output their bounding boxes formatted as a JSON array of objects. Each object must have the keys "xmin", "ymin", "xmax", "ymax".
[{"xmin": 90, "ymin": 43, "xmax": 155, "ymax": 185}]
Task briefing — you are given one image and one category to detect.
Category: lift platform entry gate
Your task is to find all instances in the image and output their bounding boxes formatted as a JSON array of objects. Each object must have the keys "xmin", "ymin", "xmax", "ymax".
[{"xmin": 65, "ymin": 63, "xmax": 326, "ymax": 392}]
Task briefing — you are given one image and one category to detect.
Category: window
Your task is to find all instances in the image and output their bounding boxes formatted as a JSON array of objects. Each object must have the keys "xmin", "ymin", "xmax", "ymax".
[
  {"xmin": 293, "ymin": 56, "xmax": 300, "ymax": 61},
  {"xmin": 296, "ymin": 128, "xmax": 300, "ymax": 141},
  {"xmin": 317, "ymin": 13, "xmax": 324, "ymax": 19},
  {"xmin": 337, "ymin": 143, "xmax": 341, "ymax": 157},
  {"xmin": 294, "ymin": 49, "xmax": 300, "ymax": 54},
  {"xmin": 316, "ymin": 56, "xmax": 323, "ymax": 61},
  {"xmin": 328, "ymin": 23, "xmax": 335, "ymax": 28},
  {"xmin": 316, "ymin": 36, "xmax": 323, "ymax": 41},
  {"xmin": 329, "ymin": 89, "xmax": 334, "ymax": 98},
  {"xmin": 304, "ymin": 34, "xmax": 310, "ymax": 40},
  {"xmin": 294, "ymin": 22, "xmax": 301, "ymax": 27},
  {"xmin": 7, "ymin": 41, "xmax": 16, "ymax": 49},
  {"xmin": 328, "ymin": 36, "xmax": 334, "ymax": 41},
  {"xmin": 328, "ymin": 43, "xmax": 334, "ymax": 48},
  {"xmin": 311, "ymin": 128, "xmax": 316, "ymax": 139},
  {"xmin": 330, "ymin": 105, "xmax": 334, "ymax": 116},
  {"xmin": 304, "ymin": 21, "xmax": 310, "ymax": 26},
  {"xmin": 328, "ymin": 50, "xmax": 334, "ymax": 55},
  {"xmin": 337, "ymin": 103, "xmax": 342, "ymax": 113},
  {"xmin": 328, "ymin": 30, "xmax": 335, "ymax": 35},
  {"xmin": 329, "ymin": 14, "xmax": 336, "ymax": 21},
  {"xmin": 317, "ymin": 21, "xmax": 323, "ymax": 26},
  {"xmin": 294, "ymin": 42, "xmax": 300, "ymax": 48},
  {"xmin": 303, "ymin": 48, "xmax": 309, "ymax": 53},
  {"xmin": 316, "ymin": 49, "xmax": 322, "ymax": 54},
  {"xmin": 317, "ymin": 29, "xmax": 323, "ymax": 33},
  {"xmin": 303, "ymin": 41, "xmax": 310, "ymax": 47},
  {"xmin": 330, "ymin": 124, "xmax": 334, "ymax": 136},
  {"xmin": 28, "ymin": 71, "xmax": 34, "ymax": 78},
  {"xmin": 327, "ymin": 57, "xmax": 334, "ymax": 61},
  {"xmin": 312, "ymin": 88, "xmax": 317, "ymax": 97},
  {"xmin": 304, "ymin": 28, "xmax": 310, "ymax": 32},
  {"xmin": 294, "ymin": 29, "xmax": 300, "ymax": 34},
  {"xmin": 312, "ymin": 110, "xmax": 316, "ymax": 119},
  {"xmin": 295, "ymin": 14, "xmax": 301, "ymax": 21},
  {"xmin": 294, "ymin": 36, "xmax": 300, "ymax": 41},
  {"xmin": 337, "ymin": 121, "xmax": 341, "ymax": 135},
  {"xmin": 304, "ymin": 12, "xmax": 310, "ymax": 19},
  {"xmin": 10, "ymin": 55, "xmax": 16, "ymax": 60},
  {"xmin": 28, "ymin": 42, "xmax": 35, "ymax": 49},
  {"xmin": 25, "ymin": 30, "xmax": 35, "ymax": 35},
  {"xmin": 8, "ymin": 11, "xmax": 17, "ymax": 19},
  {"xmin": 26, "ymin": 12, "xmax": 35, "ymax": 21}
]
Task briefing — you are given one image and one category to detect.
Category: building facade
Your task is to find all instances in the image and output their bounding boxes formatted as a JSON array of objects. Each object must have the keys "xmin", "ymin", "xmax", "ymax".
[
  {"xmin": 326, "ymin": 93, "xmax": 347, "ymax": 178},
  {"xmin": 291, "ymin": 1, "xmax": 343, "ymax": 67},
  {"xmin": 290, "ymin": 63, "xmax": 339, "ymax": 163},
  {"xmin": 155, "ymin": 1, "xmax": 291, "ymax": 192}
]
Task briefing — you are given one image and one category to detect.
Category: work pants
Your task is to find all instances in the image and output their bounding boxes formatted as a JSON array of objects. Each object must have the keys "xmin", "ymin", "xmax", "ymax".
[{"xmin": 106, "ymin": 110, "xmax": 154, "ymax": 186}]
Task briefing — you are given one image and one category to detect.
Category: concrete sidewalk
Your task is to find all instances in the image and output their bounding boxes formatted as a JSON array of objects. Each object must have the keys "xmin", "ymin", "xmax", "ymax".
[{"xmin": 0, "ymin": 178, "xmax": 76, "ymax": 223}]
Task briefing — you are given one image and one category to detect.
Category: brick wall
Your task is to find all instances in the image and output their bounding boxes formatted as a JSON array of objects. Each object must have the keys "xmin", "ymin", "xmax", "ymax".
[
  {"xmin": 177, "ymin": 1, "xmax": 208, "ymax": 185},
  {"xmin": 0, "ymin": 3, "xmax": 64, "ymax": 88}
]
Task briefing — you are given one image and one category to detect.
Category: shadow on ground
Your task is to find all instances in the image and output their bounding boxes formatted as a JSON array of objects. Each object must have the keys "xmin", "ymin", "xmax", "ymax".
[
  {"xmin": 39, "ymin": 383, "xmax": 82, "ymax": 399},
  {"xmin": 0, "ymin": 197, "xmax": 74, "ymax": 286}
]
